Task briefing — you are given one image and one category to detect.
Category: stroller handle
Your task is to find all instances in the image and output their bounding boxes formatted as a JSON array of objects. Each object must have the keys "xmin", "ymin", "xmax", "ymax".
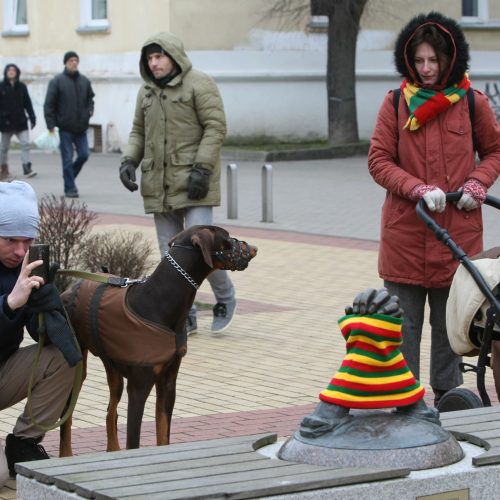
[
  {"xmin": 416, "ymin": 192, "xmax": 500, "ymax": 242},
  {"xmin": 416, "ymin": 191, "xmax": 500, "ymax": 327}
]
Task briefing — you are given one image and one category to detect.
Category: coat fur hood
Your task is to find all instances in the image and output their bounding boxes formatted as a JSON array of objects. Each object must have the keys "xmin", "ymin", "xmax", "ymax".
[
  {"xmin": 139, "ymin": 32, "xmax": 192, "ymax": 86},
  {"xmin": 394, "ymin": 11, "xmax": 469, "ymax": 87}
]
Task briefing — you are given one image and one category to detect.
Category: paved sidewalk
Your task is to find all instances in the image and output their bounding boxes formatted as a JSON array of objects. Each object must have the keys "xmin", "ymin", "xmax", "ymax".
[{"xmin": 1, "ymin": 151, "xmax": 499, "ymax": 498}]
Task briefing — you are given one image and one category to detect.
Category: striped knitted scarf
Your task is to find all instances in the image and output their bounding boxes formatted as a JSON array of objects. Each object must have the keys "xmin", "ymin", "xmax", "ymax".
[
  {"xmin": 402, "ymin": 74, "xmax": 470, "ymax": 131},
  {"xmin": 319, "ymin": 314, "xmax": 425, "ymax": 409}
]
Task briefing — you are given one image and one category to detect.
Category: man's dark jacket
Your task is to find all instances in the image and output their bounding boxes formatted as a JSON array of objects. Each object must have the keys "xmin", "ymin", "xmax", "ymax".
[
  {"xmin": 44, "ymin": 68, "xmax": 95, "ymax": 134},
  {"xmin": 0, "ymin": 262, "xmax": 37, "ymax": 364},
  {"xmin": 0, "ymin": 64, "xmax": 36, "ymax": 133}
]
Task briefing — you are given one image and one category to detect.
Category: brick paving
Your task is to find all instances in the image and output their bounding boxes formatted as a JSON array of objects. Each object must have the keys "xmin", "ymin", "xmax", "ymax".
[{"xmin": 1, "ymin": 151, "xmax": 499, "ymax": 498}]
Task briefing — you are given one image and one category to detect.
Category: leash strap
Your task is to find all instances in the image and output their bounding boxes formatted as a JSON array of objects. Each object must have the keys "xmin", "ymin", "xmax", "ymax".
[
  {"xmin": 27, "ymin": 313, "xmax": 83, "ymax": 432},
  {"xmin": 57, "ymin": 269, "xmax": 144, "ymax": 287}
]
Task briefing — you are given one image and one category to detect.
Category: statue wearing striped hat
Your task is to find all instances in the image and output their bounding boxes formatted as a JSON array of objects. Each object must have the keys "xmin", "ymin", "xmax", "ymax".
[{"xmin": 300, "ymin": 288, "xmax": 439, "ymax": 439}]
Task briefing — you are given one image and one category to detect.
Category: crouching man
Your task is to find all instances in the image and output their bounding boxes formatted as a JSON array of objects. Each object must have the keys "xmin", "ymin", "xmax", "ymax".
[{"xmin": 0, "ymin": 181, "xmax": 75, "ymax": 477}]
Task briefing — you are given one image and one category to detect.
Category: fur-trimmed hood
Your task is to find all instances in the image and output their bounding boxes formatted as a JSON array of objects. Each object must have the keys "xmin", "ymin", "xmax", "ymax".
[{"xmin": 394, "ymin": 11, "xmax": 469, "ymax": 88}]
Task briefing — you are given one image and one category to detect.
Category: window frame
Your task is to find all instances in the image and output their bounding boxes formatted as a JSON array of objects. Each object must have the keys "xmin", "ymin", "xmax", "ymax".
[
  {"xmin": 3, "ymin": 0, "xmax": 29, "ymax": 36},
  {"xmin": 461, "ymin": 0, "xmax": 489, "ymax": 24},
  {"xmin": 79, "ymin": 0, "xmax": 109, "ymax": 31}
]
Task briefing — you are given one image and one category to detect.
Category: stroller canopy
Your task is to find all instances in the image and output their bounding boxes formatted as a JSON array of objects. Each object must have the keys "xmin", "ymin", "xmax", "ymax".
[{"xmin": 447, "ymin": 257, "xmax": 500, "ymax": 356}]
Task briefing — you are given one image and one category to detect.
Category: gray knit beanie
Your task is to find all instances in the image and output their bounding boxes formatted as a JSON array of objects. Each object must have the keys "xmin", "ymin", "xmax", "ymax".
[{"xmin": 0, "ymin": 181, "xmax": 39, "ymax": 238}]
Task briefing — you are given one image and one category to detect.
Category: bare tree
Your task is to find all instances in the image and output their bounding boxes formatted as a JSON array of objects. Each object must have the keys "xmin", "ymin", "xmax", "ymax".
[{"xmin": 268, "ymin": 0, "xmax": 368, "ymax": 145}]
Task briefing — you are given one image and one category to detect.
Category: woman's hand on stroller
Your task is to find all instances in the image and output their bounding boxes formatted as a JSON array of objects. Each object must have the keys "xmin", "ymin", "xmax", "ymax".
[
  {"xmin": 410, "ymin": 184, "xmax": 446, "ymax": 213},
  {"xmin": 456, "ymin": 179, "xmax": 487, "ymax": 211}
]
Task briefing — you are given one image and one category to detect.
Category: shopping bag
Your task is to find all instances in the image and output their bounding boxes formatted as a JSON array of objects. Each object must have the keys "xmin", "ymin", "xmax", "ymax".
[
  {"xmin": 34, "ymin": 129, "xmax": 60, "ymax": 152},
  {"xmin": 0, "ymin": 439, "xmax": 8, "ymax": 486}
]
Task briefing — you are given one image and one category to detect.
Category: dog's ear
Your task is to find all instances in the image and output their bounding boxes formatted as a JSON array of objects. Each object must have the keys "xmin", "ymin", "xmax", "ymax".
[{"xmin": 191, "ymin": 228, "xmax": 214, "ymax": 268}]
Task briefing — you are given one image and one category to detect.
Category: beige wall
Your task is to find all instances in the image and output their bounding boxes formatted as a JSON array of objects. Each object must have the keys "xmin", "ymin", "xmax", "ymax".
[
  {"xmin": 361, "ymin": 0, "xmax": 500, "ymax": 51},
  {"xmin": 0, "ymin": 0, "xmax": 175, "ymax": 56},
  {"xmin": 361, "ymin": 0, "xmax": 459, "ymax": 31},
  {"xmin": 0, "ymin": 0, "xmax": 303, "ymax": 56},
  {"xmin": 1, "ymin": 0, "xmax": 499, "ymax": 56},
  {"xmin": 170, "ymin": 0, "xmax": 289, "ymax": 50}
]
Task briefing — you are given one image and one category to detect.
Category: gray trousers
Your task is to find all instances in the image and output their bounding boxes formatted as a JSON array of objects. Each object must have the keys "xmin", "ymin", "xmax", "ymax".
[
  {"xmin": 0, "ymin": 344, "xmax": 75, "ymax": 440},
  {"xmin": 384, "ymin": 280, "xmax": 463, "ymax": 391},
  {"xmin": 154, "ymin": 207, "xmax": 235, "ymax": 312},
  {"xmin": 0, "ymin": 129, "xmax": 30, "ymax": 165}
]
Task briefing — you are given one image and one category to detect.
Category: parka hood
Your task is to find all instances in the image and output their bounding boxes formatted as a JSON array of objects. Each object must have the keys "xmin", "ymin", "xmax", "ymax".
[
  {"xmin": 3, "ymin": 64, "xmax": 20, "ymax": 82},
  {"xmin": 394, "ymin": 11, "xmax": 469, "ymax": 88},
  {"xmin": 139, "ymin": 32, "xmax": 192, "ymax": 86}
]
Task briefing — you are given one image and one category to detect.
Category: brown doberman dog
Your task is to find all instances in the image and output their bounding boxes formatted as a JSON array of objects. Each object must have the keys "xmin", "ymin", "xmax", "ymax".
[{"xmin": 59, "ymin": 225, "xmax": 257, "ymax": 456}]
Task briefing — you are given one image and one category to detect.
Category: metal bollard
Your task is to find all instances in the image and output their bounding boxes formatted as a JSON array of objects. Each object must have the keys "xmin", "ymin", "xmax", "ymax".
[
  {"xmin": 227, "ymin": 163, "xmax": 238, "ymax": 219},
  {"xmin": 261, "ymin": 164, "xmax": 273, "ymax": 222}
]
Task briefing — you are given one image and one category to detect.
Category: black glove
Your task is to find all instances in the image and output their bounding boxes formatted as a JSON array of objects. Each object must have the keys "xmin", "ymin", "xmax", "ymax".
[
  {"xmin": 187, "ymin": 164, "xmax": 210, "ymax": 200},
  {"xmin": 345, "ymin": 287, "xmax": 404, "ymax": 318},
  {"xmin": 30, "ymin": 119, "xmax": 36, "ymax": 130},
  {"xmin": 48, "ymin": 262, "xmax": 60, "ymax": 284},
  {"xmin": 27, "ymin": 284, "xmax": 82, "ymax": 367},
  {"xmin": 119, "ymin": 160, "xmax": 138, "ymax": 192}
]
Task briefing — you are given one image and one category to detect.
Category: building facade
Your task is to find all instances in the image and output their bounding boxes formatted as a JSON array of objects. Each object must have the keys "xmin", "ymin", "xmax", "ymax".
[{"xmin": 1, "ymin": 0, "xmax": 500, "ymax": 149}]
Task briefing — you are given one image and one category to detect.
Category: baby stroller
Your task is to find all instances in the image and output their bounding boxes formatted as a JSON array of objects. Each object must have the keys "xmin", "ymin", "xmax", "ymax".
[{"xmin": 416, "ymin": 192, "xmax": 500, "ymax": 412}]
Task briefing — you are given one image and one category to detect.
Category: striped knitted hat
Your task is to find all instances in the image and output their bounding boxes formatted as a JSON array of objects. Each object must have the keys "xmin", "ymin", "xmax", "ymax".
[{"xmin": 319, "ymin": 314, "xmax": 425, "ymax": 409}]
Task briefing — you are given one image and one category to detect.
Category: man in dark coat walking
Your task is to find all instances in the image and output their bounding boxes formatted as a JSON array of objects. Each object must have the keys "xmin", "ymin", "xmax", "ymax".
[
  {"xmin": 0, "ymin": 64, "xmax": 36, "ymax": 180},
  {"xmin": 43, "ymin": 51, "xmax": 95, "ymax": 198}
]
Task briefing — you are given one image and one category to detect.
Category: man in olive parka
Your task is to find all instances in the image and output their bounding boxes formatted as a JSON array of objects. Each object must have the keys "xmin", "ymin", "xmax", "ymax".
[{"xmin": 120, "ymin": 32, "xmax": 236, "ymax": 335}]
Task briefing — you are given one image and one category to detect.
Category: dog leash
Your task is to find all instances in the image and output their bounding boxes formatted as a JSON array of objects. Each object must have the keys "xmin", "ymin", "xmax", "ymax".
[
  {"xmin": 57, "ymin": 269, "xmax": 146, "ymax": 287},
  {"xmin": 27, "ymin": 313, "xmax": 83, "ymax": 432}
]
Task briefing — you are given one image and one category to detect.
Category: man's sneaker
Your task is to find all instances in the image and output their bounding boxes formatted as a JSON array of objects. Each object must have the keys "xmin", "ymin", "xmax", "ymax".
[
  {"xmin": 5, "ymin": 433, "xmax": 50, "ymax": 477},
  {"xmin": 22, "ymin": 162, "xmax": 37, "ymax": 178},
  {"xmin": 186, "ymin": 313, "xmax": 198, "ymax": 336},
  {"xmin": 211, "ymin": 299, "xmax": 237, "ymax": 333},
  {"xmin": 65, "ymin": 189, "xmax": 79, "ymax": 198}
]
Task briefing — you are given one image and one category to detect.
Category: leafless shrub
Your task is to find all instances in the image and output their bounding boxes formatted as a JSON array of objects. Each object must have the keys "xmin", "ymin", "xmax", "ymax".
[
  {"xmin": 79, "ymin": 230, "xmax": 155, "ymax": 279},
  {"xmin": 38, "ymin": 195, "xmax": 97, "ymax": 290}
]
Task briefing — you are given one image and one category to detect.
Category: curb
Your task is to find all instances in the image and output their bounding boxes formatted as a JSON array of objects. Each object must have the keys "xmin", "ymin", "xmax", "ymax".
[{"xmin": 222, "ymin": 141, "xmax": 370, "ymax": 162}]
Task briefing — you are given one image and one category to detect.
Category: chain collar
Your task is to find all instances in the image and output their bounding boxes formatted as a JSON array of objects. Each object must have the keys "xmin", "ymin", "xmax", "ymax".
[{"xmin": 164, "ymin": 252, "xmax": 199, "ymax": 289}]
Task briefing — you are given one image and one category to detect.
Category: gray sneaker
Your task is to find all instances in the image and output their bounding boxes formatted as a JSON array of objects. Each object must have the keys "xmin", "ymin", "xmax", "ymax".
[
  {"xmin": 186, "ymin": 313, "xmax": 197, "ymax": 336},
  {"xmin": 211, "ymin": 299, "xmax": 237, "ymax": 333}
]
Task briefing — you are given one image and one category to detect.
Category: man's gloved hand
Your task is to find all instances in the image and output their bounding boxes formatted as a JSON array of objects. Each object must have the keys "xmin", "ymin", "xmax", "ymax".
[
  {"xmin": 409, "ymin": 184, "xmax": 446, "ymax": 213},
  {"xmin": 30, "ymin": 119, "xmax": 36, "ymax": 130},
  {"xmin": 119, "ymin": 160, "xmax": 138, "ymax": 192},
  {"xmin": 345, "ymin": 287, "xmax": 404, "ymax": 318},
  {"xmin": 187, "ymin": 164, "xmax": 210, "ymax": 200},
  {"xmin": 27, "ymin": 284, "xmax": 82, "ymax": 367},
  {"xmin": 456, "ymin": 179, "xmax": 487, "ymax": 211},
  {"xmin": 48, "ymin": 262, "xmax": 60, "ymax": 284}
]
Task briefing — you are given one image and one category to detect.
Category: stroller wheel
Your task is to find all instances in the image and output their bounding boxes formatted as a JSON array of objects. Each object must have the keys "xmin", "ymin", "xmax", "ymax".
[{"xmin": 437, "ymin": 388, "xmax": 483, "ymax": 413}]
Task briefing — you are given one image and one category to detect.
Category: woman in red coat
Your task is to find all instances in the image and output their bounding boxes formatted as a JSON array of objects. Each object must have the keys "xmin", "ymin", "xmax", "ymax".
[{"xmin": 368, "ymin": 11, "xmax": 500, "ymax": 406}]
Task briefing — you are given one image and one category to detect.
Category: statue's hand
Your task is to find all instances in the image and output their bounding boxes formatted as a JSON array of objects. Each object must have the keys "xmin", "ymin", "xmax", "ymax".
[{"xmin": 345, "ymin": 287, "xmax": 403, "ymax": 318}]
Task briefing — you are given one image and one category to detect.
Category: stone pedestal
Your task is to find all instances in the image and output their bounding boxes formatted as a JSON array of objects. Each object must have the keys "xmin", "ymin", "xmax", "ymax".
[{"xmin": 278, "ymin": 410, "xmax": 464, "ymax": 471}]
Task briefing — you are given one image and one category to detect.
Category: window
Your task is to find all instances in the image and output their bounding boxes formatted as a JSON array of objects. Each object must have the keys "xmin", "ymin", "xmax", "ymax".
[
  {"xmin": 79, "ymin": 0, "xmax": 109, "ymax": 31},
  {"xmin": 462, "ymin": 0, "xmax": 489, "ymax": 23},
  {"xmin": 3, "ymin": 0, "xmax": 29, "ymax": 35}
]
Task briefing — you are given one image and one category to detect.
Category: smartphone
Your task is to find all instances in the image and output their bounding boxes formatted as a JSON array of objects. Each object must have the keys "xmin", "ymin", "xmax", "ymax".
[{"xmin": 28, "ymin": 243, "xmax": 50, "ymax": 282}]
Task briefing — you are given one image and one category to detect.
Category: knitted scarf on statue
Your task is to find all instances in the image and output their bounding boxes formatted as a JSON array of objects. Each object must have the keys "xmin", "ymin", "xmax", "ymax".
[
  {"xmin": 319, "ymin": 314, "xmax": 425, "ymax": 409},
  {"xmin": 402, "ymin": 74, "xmax": 470, "ymax": 131}
]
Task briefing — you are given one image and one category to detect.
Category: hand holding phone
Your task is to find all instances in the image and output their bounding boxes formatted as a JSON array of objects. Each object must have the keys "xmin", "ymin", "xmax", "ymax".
[{"xmin": 28, "ymin": 244, "xmax": 50, "ymax": 282}]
